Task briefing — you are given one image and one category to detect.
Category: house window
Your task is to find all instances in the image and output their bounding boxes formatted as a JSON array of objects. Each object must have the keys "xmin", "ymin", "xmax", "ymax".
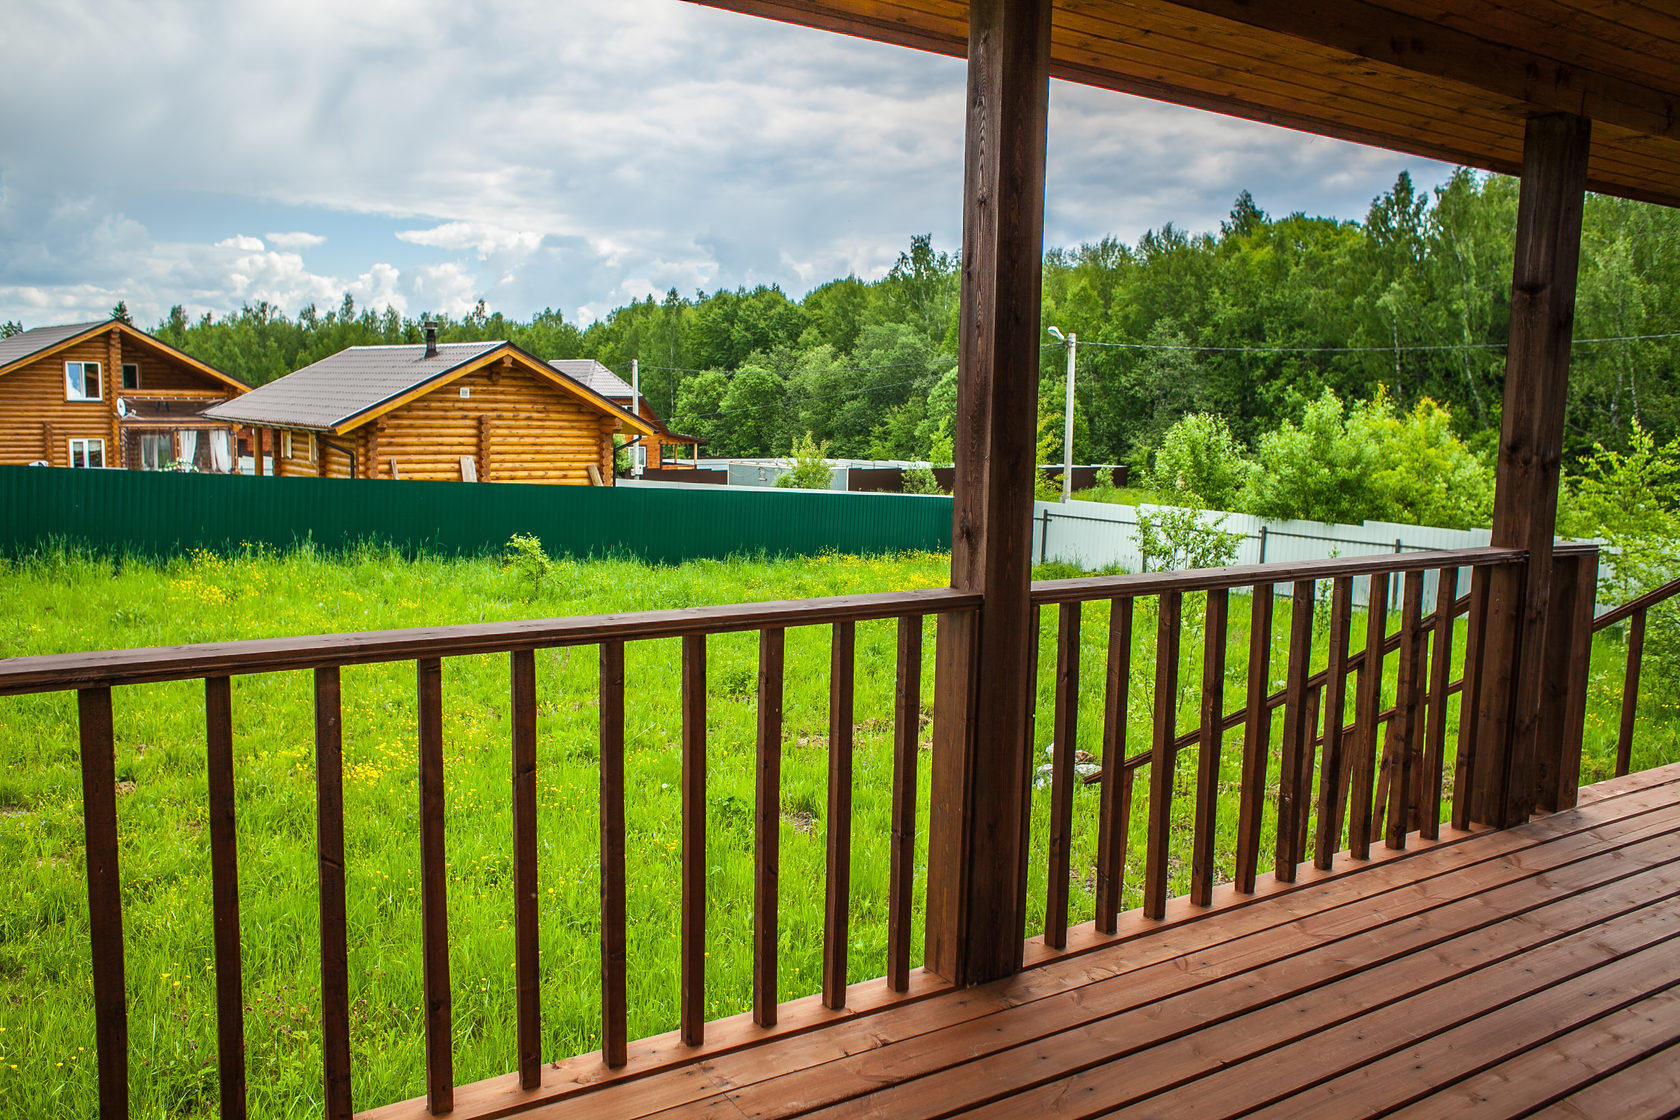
[
  {"xmin": 69, "ymin": 438, "xmax": 105, "ymax": 468},
  {"xmin": 65, "ymin": 361, "xmax": 102, "ymax": 401},
  {"xmin": 308, "ymin": 432, "xmax": 317, "ymax": 462},
  {"xmin": 281, "ymin": 431, "xmax": 294, "ymax": 459},
  {"xmin": 139, "ymin": 432, "xmax": 171, "ymax": 471},
  {"xmin": 122, "ymin": 363, "xmax": 140, "ymax": 389}
]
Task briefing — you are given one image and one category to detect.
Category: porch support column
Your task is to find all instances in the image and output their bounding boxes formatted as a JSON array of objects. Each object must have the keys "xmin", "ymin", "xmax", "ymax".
[
  {"xmin": 1471, "ymin": 112, "xmax": 1591, "ymax": 828},
  {"xmin": 926, "ymin": 0, "xmax": 1052, "ymax": 986}
]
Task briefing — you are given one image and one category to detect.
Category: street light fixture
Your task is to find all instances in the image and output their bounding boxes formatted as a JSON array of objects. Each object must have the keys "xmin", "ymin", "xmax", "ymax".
[{"xmin": 1048, "ymin": 325, "xmax": 1076, "ymax": 502}]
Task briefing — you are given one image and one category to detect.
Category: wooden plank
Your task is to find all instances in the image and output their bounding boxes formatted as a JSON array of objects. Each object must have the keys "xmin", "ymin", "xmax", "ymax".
[
  {"xmin": 923, "ymin": 0, "xmax": 1051, "ymax": 987},
  {"xmin": 416, "ymin": 657, "xmax": 453, "ymax": 1114},
  {"xmin": 1144, "ymin": 590, "xmax": 1182, "ymax": 919},
  {"xmin": 1454, "ymin": 564, "xmax": 1492, "ymax": 832},
  {"xmin": 1525, "ymin": 1042, "xmax": 1680, "ymax": 1119},
  {"xmin": 1312, "ymin": 577, "xmax": 1354, "ymax": 869},
  {"xmin": 1349, "ymin": 571, "xmax": 1391, "ymax": 858},
  {"xmin": 755, "ymin": 628, "xmax": 785, "ymax": 1023},
  {"xmin": 508, "ymin": 650, "xmax": 540, "ymax": 1088},
  {"xmin": 1190, "ymin": 589, "xmax": 1228, "ymax": 907},
  {"xmin": 1386, "ymin": 570, "xmax": 1427, "ymax": 847},
  {"xmin": 1045, "ymin": 602, "xmax": 1082, "ymax": 943},
  {"xmin": 887, "ymin": 616, "xmax": 921, "ymax": 992},
  {"xmin": 1095, "ymin": 597, "xmax": 1133, "ymax": 930},
  {"xmin": 1297, "ymin": 684, "xmax": 1320, "ymax": 863},
  {"xmin": 0, "ymin": 586, "xmax": 982, "ymax": 697},
  {"xmin": 1387, "ymin": 987, "xmax": 1680, "ymax": 1119},
  {"xmin": 78, "ymin": 687, "xmax": 127, "ymax": 1120},
  {"xmin": 1618, "ymin": 607, "xmax": 1647, "ymax": 777},
  {"xmin": 204, "ymin": 676, "xmax": 247, "ymax": 1120},
  {"xmin": 1274, "ymin": 581, "xmax": 1316, "ymax": 879},
  {"xmin": 754, "ymin": 822, "xmax": 1680, "ymax": 1120},
  {"xmin": 1234, "ymin": 584, "xmax": 1274, "ymax": 893},
  {"xmin": 387, "ymin": 771, "xmax": 1680, "ymax": 1120},
  {"xmin": 681, "ymin": 634, "xmax": 708, "ymax": 1045},
  {"xmin": 824, "ymin": 621, "xmax": 856, "ymax": 1010},
  {"xmin": 1479, "ymin": 112, "xmax": 1593, "ymax": 829},
  {"xmin": 1421, "ymin": 566, "xmax": 1459, "ymax": 840},
  {"xmin": 599, "ymin": 641, "xmax": 628, "ymax": 1068},
  {"xmin": 314, "ymin": 668, "xmax": 352, "ymax": 1120}
]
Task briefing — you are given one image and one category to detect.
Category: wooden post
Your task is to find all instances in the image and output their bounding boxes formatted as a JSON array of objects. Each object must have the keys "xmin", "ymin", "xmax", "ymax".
[
  {"xmin": 1471, "ymin": 113, "xmax": 1591, "ymax": 829},
  {"xmin": 108, "ymin": 329, "xmax": 122, "ymax": 468},
  {"xmin": 924, "ymin": 0, "xmax": 1052, "ymax": 987},
  {"xmin": 1536, "ymin": 549, "xmax": 1598, "ymax": 811},
  {"xmin": 254, "ymin": 428, "xmax": 265, "ymax": 477}
]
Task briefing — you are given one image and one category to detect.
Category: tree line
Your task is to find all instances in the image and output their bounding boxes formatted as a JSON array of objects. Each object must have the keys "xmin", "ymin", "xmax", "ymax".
[{"xmin": 119, "ymin": 167, "xmax": 1680, "ymax": 477}]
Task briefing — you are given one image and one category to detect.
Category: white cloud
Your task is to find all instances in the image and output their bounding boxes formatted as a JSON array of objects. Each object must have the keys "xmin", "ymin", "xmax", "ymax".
[
  {"xmin": 0, "ymin": 0, "xmax": 1454, "ymax": 328},
  {"xmin": 266, "ymin": 231, "xmax": 326, "ymax": 249}
]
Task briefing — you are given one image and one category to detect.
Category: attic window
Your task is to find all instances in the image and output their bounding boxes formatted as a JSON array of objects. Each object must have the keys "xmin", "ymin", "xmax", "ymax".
[
  {"xmin": 122, "ymin": 363, "xmax": 139, "ymax": 389},
  {"xmin": 65, "ymin": 360, "xmax": 102, "ymax": 402}
]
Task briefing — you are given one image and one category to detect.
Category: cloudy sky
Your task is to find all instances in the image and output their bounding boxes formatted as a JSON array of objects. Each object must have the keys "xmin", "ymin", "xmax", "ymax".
[{"xmin": 1, "ymin": 0, "xmax": 1454, "ymax": 330}]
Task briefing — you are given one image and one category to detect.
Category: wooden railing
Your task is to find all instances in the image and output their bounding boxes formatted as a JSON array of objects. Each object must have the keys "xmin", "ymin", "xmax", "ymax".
[
  {"xmin": 0, "ymin": 587, "xmax": 978, "ymax": 1120},
  {"xmin": 1022, "ymin": 546, "xmax": 1561, "ymax": 944},
  {"xmin": 10, "ymin": 542, "xmax": 1672, "ymax": 1119},
  {"xmin": 1594, "ymin": 575, "xmax": 1680, "ymax": 777}
]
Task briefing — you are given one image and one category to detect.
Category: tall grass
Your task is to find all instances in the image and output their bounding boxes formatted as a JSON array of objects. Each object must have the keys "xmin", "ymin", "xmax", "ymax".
[{"xmin": 0, "ymin": 545, "xmax": 1670, "ymax": 1117}]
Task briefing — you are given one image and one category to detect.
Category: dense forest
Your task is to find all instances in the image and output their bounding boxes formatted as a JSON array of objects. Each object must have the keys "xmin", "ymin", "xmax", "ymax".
[{"xmin": 82, "ymin": 168, "xmax": 1680, "ymax": 474}]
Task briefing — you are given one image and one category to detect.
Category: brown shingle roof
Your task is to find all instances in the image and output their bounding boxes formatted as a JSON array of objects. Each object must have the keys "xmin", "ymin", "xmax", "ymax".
[
  {"xmin": 548, "ymin": 359, "xmax": 635, "ymax": 399},
  {"xmin": 202, "ymin": 342, "xmax": 506, "ymax": 430},
  {"xmin": 0, "ymin": 321, "xmax": 106, "ymax": 372}
]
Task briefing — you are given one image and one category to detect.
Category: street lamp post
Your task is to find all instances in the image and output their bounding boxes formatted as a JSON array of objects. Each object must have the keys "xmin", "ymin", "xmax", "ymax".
[{"xmin": 1048, "ymin": 326, "xmax": 1076, "ymax": 502}]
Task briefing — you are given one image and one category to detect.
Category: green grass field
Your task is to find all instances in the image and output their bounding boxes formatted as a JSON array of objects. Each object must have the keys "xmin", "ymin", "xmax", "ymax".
[{"xmin": 0, "ymin": 545, "xmax": 1671, "ymax": 1118}]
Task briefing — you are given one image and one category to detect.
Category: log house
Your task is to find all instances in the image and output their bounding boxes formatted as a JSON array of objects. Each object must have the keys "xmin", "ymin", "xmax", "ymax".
[
  {"xmin": 0, "ymin": 320, "xmax": 249, "ymax": 471},
  {"xmin": 203, "ymin": 333, "xmax": 655, "ymax": 484}
]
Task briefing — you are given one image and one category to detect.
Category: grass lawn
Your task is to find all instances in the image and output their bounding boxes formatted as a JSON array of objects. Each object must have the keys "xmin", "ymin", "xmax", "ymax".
[{"xmin": 0, "ymin": 545, "xmax": 1671, "ymax": 1118}]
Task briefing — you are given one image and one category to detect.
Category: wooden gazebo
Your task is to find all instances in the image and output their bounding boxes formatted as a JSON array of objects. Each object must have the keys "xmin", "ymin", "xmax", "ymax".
[{"xmin": 3, "ymin": 2, "xmax": 1680, "ymax": 1117}]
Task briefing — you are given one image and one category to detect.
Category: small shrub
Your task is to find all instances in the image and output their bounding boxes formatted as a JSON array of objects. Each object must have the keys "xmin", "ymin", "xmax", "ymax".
[
  {"xmin": 776, "ymin": 432, "xmax": 833, "ymax": 490},
  {"xmin": 902, "ymin": 465, "xmax": 943, "ymax": 495},
  {"xmin": 504, "ymin": 533, "xmax": 552, "ymax": 600},
  {"xmin": 1147, "ymin": 413, "xmax": 1251, "ymax": 511},
  {"xmin": 1136, "ymin": 504, "xmax": 1242, "ymax": 572}
]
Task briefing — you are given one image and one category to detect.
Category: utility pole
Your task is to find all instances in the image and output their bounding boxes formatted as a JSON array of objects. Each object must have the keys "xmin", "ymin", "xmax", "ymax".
[
  {"xmin": 630, "ymin": 358, "xmax": 644, "ymax": 476},
  {"xmin": 1049, "ymin": 326, "xmax": 1076, "ymax": 501}
]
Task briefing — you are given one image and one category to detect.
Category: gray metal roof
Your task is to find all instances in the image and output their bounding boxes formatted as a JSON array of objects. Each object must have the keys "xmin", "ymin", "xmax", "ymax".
[
  {"xmin": 203, "ymin": 342, "xmax": 505, "ymax": 430},
  {"xmin": 0, "ymin": 321, "xmax": 106, "ymax": 371},
  {"xmin": 548, "ymin": 359, "xmax": 635, "ymax": 399}
]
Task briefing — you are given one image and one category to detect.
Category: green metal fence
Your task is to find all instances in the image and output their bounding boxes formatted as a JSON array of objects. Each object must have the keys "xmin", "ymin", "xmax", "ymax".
[{"xmin": 0, "ymin": 467, "xmax": 953, "ymax": 563}]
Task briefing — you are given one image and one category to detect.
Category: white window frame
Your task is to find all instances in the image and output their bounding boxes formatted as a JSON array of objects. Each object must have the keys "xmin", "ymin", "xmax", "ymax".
[
  {"xmin": 308, "ymin": 432, "xmax": 318, "ymax": 462},
  {"xmin": 65, "ymin": 360, "xmax": 103, "ymax": 402},
  {"xmin": 68, "ymin": 437, "xmax": 106, "ymax": 468},
  {"xmin": 138, "ymin": 432, "xmax": 171, "ymax": 471},
  {"xmin": 282, "ymin": 430, "xmax": 294, "ymax": 459},
  {"xmin": 122, "ymin": 362, "xmax": 140, "ymax": 390}
]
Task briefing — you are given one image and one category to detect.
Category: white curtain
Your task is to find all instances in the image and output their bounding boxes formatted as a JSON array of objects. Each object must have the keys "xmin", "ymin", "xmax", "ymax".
[
  {"xmin": 178, "ymin": 429, "xmax": 199, "ymax": 469},
  {"xmin": 209, "ymin": 430, "xmax": 232, "ymax": 473}
]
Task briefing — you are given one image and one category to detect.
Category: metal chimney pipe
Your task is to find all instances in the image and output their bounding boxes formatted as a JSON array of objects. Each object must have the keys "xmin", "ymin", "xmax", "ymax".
[{"xmin": 424, "ymin": 321, "xmax": 438, "ymax": 358}]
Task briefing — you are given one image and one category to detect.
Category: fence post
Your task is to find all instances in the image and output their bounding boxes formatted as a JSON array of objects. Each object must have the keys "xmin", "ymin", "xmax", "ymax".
[{"xmin": 1257, "ymin": 525, "xmax": 1268, "ymax": 564}]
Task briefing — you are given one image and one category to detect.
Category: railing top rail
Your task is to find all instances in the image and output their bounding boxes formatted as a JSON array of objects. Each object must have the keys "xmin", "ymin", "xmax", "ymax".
[
  {"xmin": 1028, "ymin": 546, "xmax": 1527, "ymax": 605},
  {"xmin": 0, "ymin": 586, "xmax": 981, "ymax": 697},
  {"xmin": 1594, "ymin": 575, "xmax": 1680, "ymax": 630}
]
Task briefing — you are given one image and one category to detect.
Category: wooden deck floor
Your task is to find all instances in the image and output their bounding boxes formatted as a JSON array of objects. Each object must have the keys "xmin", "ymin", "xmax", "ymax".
[{"xmin": 388, "ymin": 764, "xmax": 1680, "ymax": 1120}]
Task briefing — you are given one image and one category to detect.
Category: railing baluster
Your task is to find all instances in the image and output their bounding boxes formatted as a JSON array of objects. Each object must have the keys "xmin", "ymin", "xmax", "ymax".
[
  {"xmin": 1617, "ymin": 607, "xmax": 1647, "ymax": 777},
  {"xmin": 1095, "ymin": 597, "xmax": 1133, "ymax": 931},
  {"xmin": 1453, "ymin": 565, "xmax": 1492, "ymax": 831},
  {"xmin": 1274, "ymin": 580, "xmax": 1315, "ymax": 881},
  {"xmin": 1348, "ymin": 573, "xmax": 1391, "ymax": 859},
  {"xmin": 1296, "ymin": 684, "xmax": 1321, "ymax": 862},
  {"xmin": 599, "ymin": 641, "xmax": 628, "ymax": 1068},
  {"xmin": 754, "ymin": 628, "xmax": 784, "ymax": 1023},
  {"xmin": 1312, "ymin": 577, "xmax": 1354, "ymax": 869},
  {"xmin": 315, "ymin": 668, "xmax": 352, "ymax": 1120},
  {"xmin": 681, "ymin": 635, "xmax": 707, "ymax": 1045},
  {"xmin": 1234, "ymin": 584, "xmax": 1274, "ymax": 894},
  {"xmin": 823, "ymin": 621, "xmax": 856, "ymax": 1010},
  {"xmin": 204, "ymin": 676, "xmax": 246, "ymax": 1120},
  {"xmin": 1421, "ymin": 567, "xmax": 1459, "ymax": 840},
  {"xmin": 1045, "ymin": 602, "xmax": 1082, "ymax": 945},
  {"xmin": 79, "ymin": 686, "xmax": 128, "ymax": 1120},
  {"xmin": 1190, "ymin": 589, "xmax": 1228, "ymax": 907},
  {"xmin": 416, "ymin": 657, "xmax": 453, "ymax": 1114},
  {"xmin": 509, "ymin": 650, "xmax": 540, "ymax": 1088},
  {"xmin": 1144, "ymin": 591, "xmax": 1181, "ymax": 920},
  {"xmin": 1387, "ymin": 570, "xmax": 1427, "ymax": 848},
  {"xmin": 887, "ymin": 615, "xmax": 921, "ymax": 991}
]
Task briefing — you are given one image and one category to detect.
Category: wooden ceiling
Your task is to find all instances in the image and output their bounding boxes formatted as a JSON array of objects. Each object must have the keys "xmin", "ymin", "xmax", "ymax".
[{"xmin": 690, "ymin": 0, "xmax": 1680, "ymax": 209}]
